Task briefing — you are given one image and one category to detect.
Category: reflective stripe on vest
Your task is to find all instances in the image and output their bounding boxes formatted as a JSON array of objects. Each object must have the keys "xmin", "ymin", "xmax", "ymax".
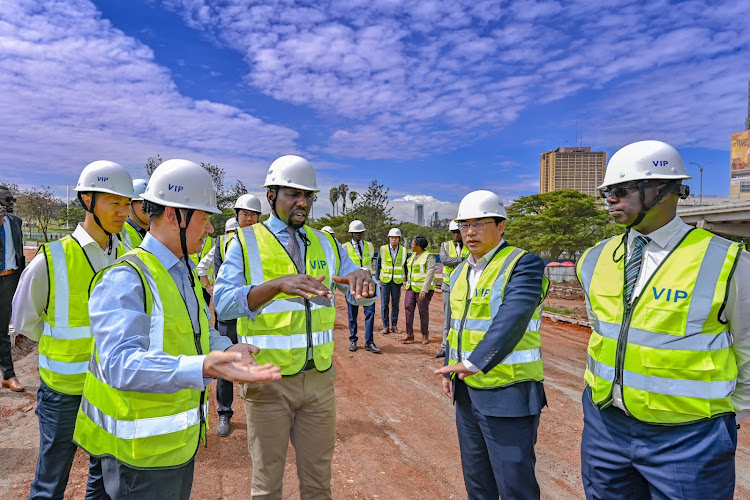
[
  {"xmin": 120, "ymin": 222, "xmax": 143, "ymax": 251},
  {"xmin": 236, "ymin": 223, "xmax": 340, "ymax": 376},
  {"xmin": 73, "ymin": 249, "xmax": 210, "ymax": 469},
  {"xmin": 447, "ymin": 246, "xmax": 547, "ymax": 389},
  {"xmin": 40, "ymin": 236, "xmax": 124, "ymax": 395},
  {"xmin": 442, "ymin": 241, "xmax": 469, "ymax": 285},
  {"xmin": 190, "ymin": 236, "xmax": 214, "ymax": 284},
  {"xmin": 406, "ymin": 252, "xmax": 435, "ymax": 291},
  {"xmin": 344, "ymin": 240, "xmax": 373, "ymax": 269},
  {"xmin": 577, "ymin": 228, "xmax": 741, "ymax": 424},
  {"xmin": 379, "ymin": 245, "xmax": 406, "ymax": 284}
]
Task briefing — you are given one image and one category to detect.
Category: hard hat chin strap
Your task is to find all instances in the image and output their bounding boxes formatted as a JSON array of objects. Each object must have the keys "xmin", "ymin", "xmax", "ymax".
[
  {"xmin": 78, "ymin": 192, "xmax": 114, "ymax": 255},
  {"xmin": 131, "ymin": 203, "xmax": 148, "ymax": 227},
  {"xmin": 627, "ymin": 180, "xmax": 677, "ymax": 230},
  {"xmin": 174, "ymin": 208, "xmax": 196, "ymax": 289}
]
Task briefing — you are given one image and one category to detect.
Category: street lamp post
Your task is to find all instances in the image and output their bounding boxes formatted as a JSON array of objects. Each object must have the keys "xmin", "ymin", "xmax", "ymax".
[{"xmin": 689, "ymin": 161, "xmax": 712, "ymax": 206}]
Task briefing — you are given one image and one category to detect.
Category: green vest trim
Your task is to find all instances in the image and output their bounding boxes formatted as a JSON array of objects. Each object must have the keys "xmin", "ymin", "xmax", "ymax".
[
  {"xmin": 74, "ymin": 248, "xmax": 210, "ymax": 469},
  {"xmin": 577, "ymin": 228, "xmax": 741, "ymax": 424},
  {"xmin": 190, "ymin": 236, "xmax": 214, "ymax": 284},
  {"xmin": 235, "ymin": 223, "xmax": 340, "ymax": 376},
  {"xmin": 442, "ymin": 240, "xmax": 470, "ymax": 285},
  {"xmin": 447, "ymin": 245, "xmax": 547, "ymax": 389},
  {"xmin": 379, "ymin": 245, "xmax": 406, "ymax": 284},
  {"xmin": 40, "ymin": 236, "xmax": 124, "ymax": 395},
  {"xmin": 343, "ymin": 240, "xmax": 374, "ymax": 269},
  {"xmin": 120, "ymin": 222, "xmax": 144, "ymax": 251},
  {"xmin": 406, "ymin": 252, "xmax": 435, "ymax": 291}
]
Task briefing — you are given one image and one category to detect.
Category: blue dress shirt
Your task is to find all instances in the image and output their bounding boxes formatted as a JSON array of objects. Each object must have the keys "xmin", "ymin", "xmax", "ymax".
[
  {"xmin": 214, "ymin": 214, "xmax": 376, "ymax": 322},
  {"xmin": 89, "ymin": 233, "xmax": 233, "ymax": 394}
]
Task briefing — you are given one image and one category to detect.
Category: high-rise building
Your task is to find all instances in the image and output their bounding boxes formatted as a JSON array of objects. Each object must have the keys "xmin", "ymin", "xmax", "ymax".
[
  {"xmin": 730, "ymin": 79, "xmax": 750, "ymax": 201},
  {"xmin": 414, "ymin": 204, "xmax": 424, "ymax": 226},
  {"xmin": 539, "ymin": 146, "xmax": 606, "ymax": 196},
  {"xmin": 431, "ymin": 211, "xmax": 439, "ymax": 226}
]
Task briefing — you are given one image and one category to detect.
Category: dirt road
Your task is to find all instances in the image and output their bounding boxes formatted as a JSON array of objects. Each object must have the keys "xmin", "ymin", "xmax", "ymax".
[{"xmin": 1, "ymin": 289, "xmax": 749, "ymax": 499}]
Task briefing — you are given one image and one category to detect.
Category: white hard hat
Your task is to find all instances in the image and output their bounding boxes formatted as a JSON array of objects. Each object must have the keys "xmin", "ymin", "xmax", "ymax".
[
  {"xmin": 448, "ymin": 220, "xmax": 460, "ymax": 231},
  {"xmin": 321, "ymin": 226, "xmax": 335, "ymax": 234},
  {"xmin": 599, "ymin": 140, "xmax": 691, "ymax": 189},
  {"xmin": 234, "ymin": 193, "xmax": 262, "ymax": 213},
  {"xmin": 225, "ymin": 217, "xmax": 239, "ymax": 232},
  {"xmin": 142, "ymin": 159, "xmax": 221, "ymax": 214},
  {"xmin": 388, "ymin": 228, "xmax": 402, "ymax": 237},
  {"xmin": 263, "ymin": 155, "xmax": 319, "ymax": 192},
  {"xmin": 456, "ymin": 190, "xmax": 507, "ymax": 221},
  {"xmin": 74, "ymin": 161, "xmax": 135, "ymax": 198},
  {"xmin": 132, "ymin": 178, "xmax": 148, "ymax": 201},
  {"xmin": 348, "ymin": 220, "xmax": 365, "ymax": 233}
]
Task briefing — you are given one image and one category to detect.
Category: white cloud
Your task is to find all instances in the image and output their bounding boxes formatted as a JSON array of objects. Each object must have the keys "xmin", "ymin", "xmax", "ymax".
[
  {"xmin": 0, "ymin": 0, "xmax": 299, "ymax": 188},
  {"xmin": 391, "ymin": 194, "xmax": 459, "ymax": 224}
]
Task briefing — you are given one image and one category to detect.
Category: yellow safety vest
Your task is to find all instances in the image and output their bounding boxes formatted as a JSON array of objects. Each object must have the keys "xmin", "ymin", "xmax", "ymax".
[
  {"xmin": 447, "ymin": 246, "xmax": 547, "ymax": 388},
  {"xmin": 406, "ymin": 252, "xmax": 435, "ymax": 291},
  {"xmin": 74, "ymin": 248, "xmax": 210, "ymax": 468},
  {"xmin": 576, "ymin": 228, "xmax": 742, "ymax": 424},
  {"xmin": 120, "ymin": 222, "xmax": 144, "ymax": 251},
  {"xmin": 235, "ymin": 223, "xmax": 340, "ymax": 376},
  {"xmin": 190, "ymin": 236, "xmax": 214, "ymax": 284},
  {"xmin": 219, "ymin": 233, "xmax": 235, "ymax": 262},
  {"xmin": 40, "ymin": 236, "xmax": 124, "ymax": 395},
  {"xmin": 441, "ymin": 240, "xmax": 470, "ymax": 285},
  {"xmin": 343, "ymin": 240, "xmax": 373, "ymax": 269},
  {"xmin": 379, "ymin": 245, "xmax": 406, "ymax": 284}
]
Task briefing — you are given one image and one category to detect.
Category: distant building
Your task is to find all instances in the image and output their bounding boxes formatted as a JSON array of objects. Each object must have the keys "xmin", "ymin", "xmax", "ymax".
[
  {"xmin": 431, "ymin": 211, "xmax": 439, "ymax": 226},
  {"xmin": 730, "ymin": 79, "xmax": 750, "ymax": 201},
  {"xmin": 414, "ymin": 204, "xmax": 424, "ymax": 226},
  {"xmin": 539, "ymin": 146, "xmax": 606, "ymax": 197}
]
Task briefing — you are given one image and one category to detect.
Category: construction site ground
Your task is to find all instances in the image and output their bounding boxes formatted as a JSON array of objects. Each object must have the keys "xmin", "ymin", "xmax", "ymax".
[{"xmin": 1, "ymin": 279, "xmax": 749, "ymax": 499}]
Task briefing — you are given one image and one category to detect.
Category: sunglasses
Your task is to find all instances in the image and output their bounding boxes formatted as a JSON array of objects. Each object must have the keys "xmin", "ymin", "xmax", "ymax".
[{"xmin": 1, "ymin": 196, "xmax": 16, "ymax": 203}]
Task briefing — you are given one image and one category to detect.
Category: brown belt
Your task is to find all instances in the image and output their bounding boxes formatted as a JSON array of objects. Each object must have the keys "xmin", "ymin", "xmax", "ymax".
[{"xmin": 0, "ymin": 269, "xmax": 18, "ymax": 276}]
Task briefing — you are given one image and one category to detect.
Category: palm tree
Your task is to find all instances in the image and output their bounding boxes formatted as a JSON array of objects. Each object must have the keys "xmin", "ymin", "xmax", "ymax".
[
  {"xmin": 329, "ymin": 187, "xmax": 339, "ymax": 216},
  {"xmin": 349, "ymin": 191, "xmax": 358, "ymax": 207},
  {"xmin": 338, "ymin": 184, "xmax": 349, "ymax": 212}
]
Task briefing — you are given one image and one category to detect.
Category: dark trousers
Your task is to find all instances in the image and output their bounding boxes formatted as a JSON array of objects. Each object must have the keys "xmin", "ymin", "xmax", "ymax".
[
  {"xmin": 404, "ymin": 289, "xmax": 433, "ymax": 336},
  {"xmin": 99, "ymin": 455, "xmax": 195, "ymax": 500},
  {"xmin": 581, "ymin": 387, "xmax": 736, "ymax": 500},
  {"xmin": 216, "ymin": 319, "xmax": 238, "ymax": 418},
  {"xmin": 379, "ymin": 281, "xmax": 401, "ymax": 328},
  {"xmin": 30, "ymin": 381, "xmax": 105, "ymax": 500},
  {"xmin": 348, "ymin": 302, "xmax": 375, "ymax": 344},
  {"xmin": 0, "ymin": 271, "xmax": 20, "ymax": 380},
  {"xmin": 455, "ymin": 380, "xmax": 540, "ymax": 500}
]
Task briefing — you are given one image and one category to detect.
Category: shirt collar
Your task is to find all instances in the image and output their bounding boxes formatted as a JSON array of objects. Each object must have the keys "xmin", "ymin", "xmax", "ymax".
[
  {"xmin": 72, "ymin": 224, "xmax": 122, "ymax": 250},
  {"xmin": 266, "ymin": 213, "xmax": 306, "ymax": 236},
  {"xmin": 467, "ymin": 239, "xmax": 505, "ymax": 268},
  {"xmin": 140, "ymin": 233, "xmax": 182, "ymax": 271},
  {"xmin": 629, "ymin": 215, "xmax": 683, "ymax": 249}
]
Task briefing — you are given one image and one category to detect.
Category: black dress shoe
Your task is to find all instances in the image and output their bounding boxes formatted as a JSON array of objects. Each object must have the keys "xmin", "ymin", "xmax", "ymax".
[
  {"xmin": 217, "ymin": 415, "xmax": 231, "ymax": 437},
  {"xmin": 435, "ymin": 349, "xmax": 446, "ymax": 358},
  {"xmin": 349, "ymin": 341, "xmax": 358, "ymax": 352},
  {"xmin": 365, "ymin": 343, "xmax": 381, "ymax": 354}
]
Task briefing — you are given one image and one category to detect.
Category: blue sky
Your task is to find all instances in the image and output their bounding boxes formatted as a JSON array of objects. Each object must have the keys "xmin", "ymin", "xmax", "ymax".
[{"xmin": 1, "ymin": 0, "xmax": 747, "ymax": 222}]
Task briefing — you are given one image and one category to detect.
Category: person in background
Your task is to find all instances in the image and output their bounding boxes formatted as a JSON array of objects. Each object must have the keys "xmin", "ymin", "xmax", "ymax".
[
  {"xmin": 402, "ymin": 235, "xmax": 435, "ymax": 344},
  {"xmin": 436, "ymin": 220, "xmax": 469, "ymax": 358},
  {"xmin": 376, "ymin": 227, "xmax": 407, "ymax": 336},
  {"xmin": 120, "ymin": 178, "xmax": 149, "ymax": 251},
  {"xmin": 343, "ymin": 220, "xmax": 380, "ymax": 354}
]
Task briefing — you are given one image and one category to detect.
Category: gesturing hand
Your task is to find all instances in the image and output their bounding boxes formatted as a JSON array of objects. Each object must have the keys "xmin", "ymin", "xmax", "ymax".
[
  {"xmin": 434, "ymin": 362, "xmax": 475, "ymax": 381},
  {"xmin": 203, "ymin": 351, "xmax": 281, "ymax": 383},
  {"xmin": 332, "ymin": 270, "xmax": 375, "ymax": 300},
  {"xmin": 276, "ymin": 274, "xmax": 333, "ymax": 300}
]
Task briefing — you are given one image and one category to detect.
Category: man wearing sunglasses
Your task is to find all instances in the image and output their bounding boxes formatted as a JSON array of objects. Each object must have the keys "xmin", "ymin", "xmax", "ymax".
[
  {"xmin": 0, "ymin": 185, "xmax": 24, "ymax": 393},
  {"xmin": 577, "ymin": 140, "xmax": 750, "ymax": 499},
  {"xmin": 435, "ymin": 190, "xmax": 548, "ymax": 500}
]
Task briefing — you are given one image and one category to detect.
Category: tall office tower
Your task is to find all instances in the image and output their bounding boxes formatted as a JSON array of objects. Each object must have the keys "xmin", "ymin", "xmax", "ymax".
[
  {"xmin": 414, "ymin": 204, "xmax": 424, "ymax": 226},
  {"xmin": 539, "ymin": 146, "xmax": 606, "ymax": 196},
  {"xmin": 431, "ymin": 211, "xmax": 439, "ymax": 226}
]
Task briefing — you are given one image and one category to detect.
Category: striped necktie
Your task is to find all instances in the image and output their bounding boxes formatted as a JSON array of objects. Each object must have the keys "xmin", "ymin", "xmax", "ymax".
[
  {"xmin": 624, "ymin": 235, "xmax": 651, "ymax": 306},
  {"xmin": 285, "ymin": 227, "xmax": 303, "ymax": 273}
]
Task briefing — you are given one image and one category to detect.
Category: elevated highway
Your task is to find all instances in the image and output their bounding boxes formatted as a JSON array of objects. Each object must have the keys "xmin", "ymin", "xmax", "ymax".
[{"xmin": 678, "ymin": 201, "xmax": 750, "ymax": 238}]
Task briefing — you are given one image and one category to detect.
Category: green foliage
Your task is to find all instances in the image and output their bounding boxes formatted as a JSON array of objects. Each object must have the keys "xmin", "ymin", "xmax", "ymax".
[
  {"xmin": 57, "ymin": 205, "xmax": 86, "ymax": 228},
  {"xmin": 504, "ymin": 189, "xmax": 623, "ymax": 259},
  {"xmin": 398, "ymin": 222, "xmax": 450, "ymax": 252},
  {"xmin": 329, "ymin": 187, "xmax": 339, "ymax": 215},
  {"xmin": 338, "ymin": 184, "xmax": 349, "ymax": 212},
  {"xmin": 345, "ymin": 180, "xmax": 395, "ymax": 246},
  {"xmin": 16, "ymin": 186, "xmax": 61, "ymax": 241}
]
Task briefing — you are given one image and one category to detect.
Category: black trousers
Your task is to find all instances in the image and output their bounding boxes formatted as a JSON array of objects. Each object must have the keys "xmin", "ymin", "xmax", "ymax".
[
  {"xmin": 216, "ymin": 319, "xmax": 238, "ymax": 418},
  {"xmin": 0, "ymin": 271, "xmax": 20, "ymax": 380},
  {"xmin": 98, "ymin": 456, "xmax": 195, "ymax": 500}
]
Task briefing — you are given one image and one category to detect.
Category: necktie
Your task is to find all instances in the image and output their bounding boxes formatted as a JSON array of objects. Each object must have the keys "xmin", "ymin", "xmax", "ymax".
[
  {"xmin": 624, "ymin": 235, "xmax": 651, "ymax": 306},
  {"xmin": 356, "ymin": 241, "xmax": 362, "ymax": 263},
  {"xmin": 286, "ymin": 227, "xmax": 303, "ymax": 273},
  {"xmin": 0, "ymin": 223, "xmax": 5, "ymax": 272}
]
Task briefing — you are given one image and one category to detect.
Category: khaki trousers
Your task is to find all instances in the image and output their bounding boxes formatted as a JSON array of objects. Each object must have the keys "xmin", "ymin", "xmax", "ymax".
[{"xmin": 239, "ymin": 366, "xmax": 337, "ymax": 500}]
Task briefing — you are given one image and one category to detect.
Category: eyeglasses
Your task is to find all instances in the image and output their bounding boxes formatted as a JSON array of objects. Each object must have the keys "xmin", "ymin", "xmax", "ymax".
[
  {"xmin": 458, "ymin": 220, "xmax": 495, "ymax": 231},
  {"xmin": 598, "ymin": 185, "xmax": 640, "ymax": 199},
  {"xmin": 1, "ymin": 196, "xmax": 16, "ymax": 203}
]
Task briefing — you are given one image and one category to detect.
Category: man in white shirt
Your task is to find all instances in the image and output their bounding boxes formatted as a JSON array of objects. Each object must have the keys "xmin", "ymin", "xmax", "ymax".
[{"xmin": 577, "ymin": 141, "xmax": 749, "ymax": 500}]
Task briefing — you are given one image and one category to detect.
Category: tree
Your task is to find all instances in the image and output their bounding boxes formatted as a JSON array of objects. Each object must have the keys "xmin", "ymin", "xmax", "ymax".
[
  {"xmin": 338, "ymin": 184, "xmax": 349, "ymax": 212},
  {"xmin": 504, "ymin": 189, "xmax": 623, "ymax": 260},
  {"xmin": 16, "ymin": 186, "xmax": 60, "ymax": 241},
  {"xmin": 329, "ymin": 187, "xmax": 339, "ymax": 216},
  {"xmin": 348, "ymin": 191, "xmax": 358, "ymax": 207},
  {"xmin": 144, "ymin": 154, "xmax": 163, "ymax": 176},
  {"xmin": 345, "ymin": 180, "xmax": 395, "ymax": 245},
  {"xmin": 57, "ymin": 205, "xmax": 85, "ymax": 228}
]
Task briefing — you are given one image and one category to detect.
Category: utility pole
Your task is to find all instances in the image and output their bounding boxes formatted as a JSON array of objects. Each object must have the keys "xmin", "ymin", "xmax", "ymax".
[{"xmin": 689, "ymin": 162, "xmax": 712, "ymax": 206}]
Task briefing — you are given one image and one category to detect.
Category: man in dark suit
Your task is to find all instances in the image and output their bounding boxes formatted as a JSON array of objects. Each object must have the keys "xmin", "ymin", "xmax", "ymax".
[
  {"xmin": 0, "ymin": 184, "xmax": 25, "ymax": 392},
  {"xmin": 436, "ymin": 190, "xmax": 547, "ymax": 500}
]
